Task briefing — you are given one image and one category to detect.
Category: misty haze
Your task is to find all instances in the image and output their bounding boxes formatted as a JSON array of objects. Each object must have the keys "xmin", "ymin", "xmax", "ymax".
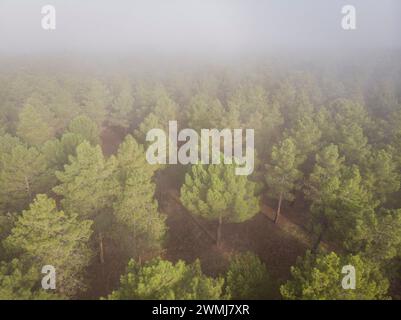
[{"xmin": 0, "ymin": 0, "xmax": 401, "ymax": 303}]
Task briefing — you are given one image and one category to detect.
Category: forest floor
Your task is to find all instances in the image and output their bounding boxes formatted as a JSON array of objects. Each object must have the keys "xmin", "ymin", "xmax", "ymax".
[
  {"xmin": 156, "ymin": 166, "xmax": 311, "ymax": 299},
  {"xmin": 86, "ymin": 128, "xmax": 314, "ymax": 299},
  {"xmin": 162, "ymin": 189, "xmax": 309, "ymax": 291}
]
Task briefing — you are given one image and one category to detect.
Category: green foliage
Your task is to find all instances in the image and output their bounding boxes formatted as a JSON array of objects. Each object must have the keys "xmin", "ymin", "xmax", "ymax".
[
  {"xmin": 80, "ymin": 80, "xmax": 110, "ymax": 127},
  {"xmin": 1, "ymin": 59, "xmax": 401, "ymax": 300},
  {"xmin": 325, "ymin": 167, "xmax": 377, "ymax": 252},
  {"xmin": 108, "ymin": 81, "xmax": 134, "ymax": 129},
  {"xmin": 42, "ymin": 131, "xmax": 92, "ymax": 172},
  {"xmin": 47, "ymin": 88, "xmax": 81, "ymax": 134},
  {"xmin": 0, "ymin": 212, "xmax": 14, "ymax": 249},
  {"xmin": 4, "ymin": 195, "xmax": 93, "ymax": 296},
  {"xmin": 226, "ymin": 252, "xmax": 272, "ymax": 300},
  {"xmin": 0, "ymin": 142, "xmax": 51, "ymax": 212},
  {"xmin": 226, "ymin": 85, "xmax": 282, "ymax": 158},
  {"xmin": 133, "ymin": 84, "xmax": 171, "ymax": 124},
  {"xmin": 280, "ymin": 251, "xmax": 389, "ymax": 300},
  {"xmin": 305, "ymin": 144, "xmax": 344, "ymax": 206},
  {"xmin": 287, "ymin": 114, "xmax": 322, "ymax": 161},
  {"xmin": 52, "ymin": 141, "xmax": 117, "ymax": 272},
  {"xmin": 67, "ymin": 115, "xmax": 101, "ymax": 146},
  {"xmin": 265, "ymin": 138, "xmax": 303, "ymax": 222},
  {"xmin": 364, "ymin": 209, "xmax": 401, "ymax": 263},
  {"xmin": 0, "ymin": 259, "xmax": 59, "ymax": 300},
  {"xmin": 305, "ymin": 145, "xmax": 380, "ymax": 251},
  {"xmin": 363, "ymin": 149, "xmax": 400, "ymax": 204},
  {"xmin": 180, "ymin": 161, "xmax": 259, "ymax": 245},
  {"xmin": 113, "ymin": 135, "xmax": 166, "ymax": 258},
  {"xmin": 322, "ymin": 99, "xmax": 372, "ymax": 165},
  {"xmin": 0, "ymin": 134, "xmax": 21, "ymax": 166},
  {"xmin": 337, "ymin": 122, "xmax": 370, "ymax": 165},
  {"xmin": 286, "ymin": 92, "xmax": 316, "ymax": 127},
  {"xmin": 134, "ymin": 92, "xmax": 178, "ymax": 144},
  {"xmin": 107, "ymin": 258, "xmax": 225, "ymax": 300},
  {"xmin": 16, "ymin": 104, "xmax": 54, "ymax": 146},
  {"xmin": 187, "ymin": 93, "xmax": 225, "ymax": 131},
  {"xmin": 53, "ymin": 141, "xmax": 117, "ymax": 221},
  {"xmin": 181, "ymin": 163, "xmax": 260, "ymax": 223},
  {"xmin": 273, "ymin": 77, "xmax": 320, "ymax": 127}
]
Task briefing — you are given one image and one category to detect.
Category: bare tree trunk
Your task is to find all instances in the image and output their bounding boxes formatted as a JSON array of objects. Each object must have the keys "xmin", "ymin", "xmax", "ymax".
[
  {"xmin": 98, "ymin": 231, "xmax": 107, "ymax": 292},
  {"xmin": 274, "ymin": 192, "xmax": 283, "ymax": 224},
  {"xmin": 216, "ymin": 215, "xmax": 223, "ymax": 248},
  {"xmin": 99, "ymin": 232, "xmax": 105, "ymax": 264}
]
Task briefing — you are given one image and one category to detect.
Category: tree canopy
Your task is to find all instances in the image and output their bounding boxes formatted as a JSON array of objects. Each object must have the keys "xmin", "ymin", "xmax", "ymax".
[
  {"xmin": 107, "ymin": 258, "xmax": 225, "ymax": 300},
  {"xmin": 181, "ymin": 162, "xmax": 260, "ymax": 246},
  {"xmin": 280, "ymin": 251, "xmax": 389, "ymax": 300}
]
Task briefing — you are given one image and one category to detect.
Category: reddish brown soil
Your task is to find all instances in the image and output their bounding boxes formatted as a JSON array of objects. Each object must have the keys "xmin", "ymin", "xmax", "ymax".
[{"xmin": 101, "ymin": 126, "xmax": 125, "ymax": 156}]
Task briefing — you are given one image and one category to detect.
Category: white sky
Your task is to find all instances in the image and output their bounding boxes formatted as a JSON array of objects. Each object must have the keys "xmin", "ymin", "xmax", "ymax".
[{"xmin": 0, "ymin": 0, "xmax": 399, "ymax": 56}]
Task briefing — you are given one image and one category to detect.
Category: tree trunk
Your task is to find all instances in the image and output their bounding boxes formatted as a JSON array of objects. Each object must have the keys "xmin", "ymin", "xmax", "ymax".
[
  {"xmin": 274, "ymin": 192, "xmax": 283, "ymax": 224},
  {"xmin": 99, "ymin": 232, "xmax": 105, "ymax": 264},
  {"xmin": 216, "ymin": 215, "xmax": 223, "ymax": 248},
  {"xmin": 98, "ymin": 231, "xmax": 107, "ymax": 292}
]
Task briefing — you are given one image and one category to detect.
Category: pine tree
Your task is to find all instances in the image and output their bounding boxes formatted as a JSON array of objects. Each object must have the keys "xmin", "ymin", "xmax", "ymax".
[
  {"xmin": 0, "ymin": 134, "xmax": 21, "ymax": 167},
  {"xmin": 53, "ymin": 141, "xmax": 118, "ymax": 265},
  {"xmin": 47, "ymin": 87, "xmax": 81, "ymax": 134},
  {"xmin": 4, "ymin": 194, "xmax": 93, "ymax": 296},
  {"xmin": 0, "ymin": 211, "xmax": 14, "ymax": 251},
  {"xmin": 363, "ymin": 149, "xmax": 400, "ymax": 204},
  {"xmin": 306, "ymin": 144, "xmax": 344, "ymax": 202},
  {"xmin": 53, "ymin": 141, "xmax": 117, "ymax": 219},
  {"xmin": 187, "ymin": 93, "xmax": 225, "ymax": 131},
  {"xmin": 323, "ymin": 99, "xmax": 371, "ymax": 166},
  {"xmin": 134, "ymin": 93, "xmax": 178, "ymax": 144},
  {"xmin": 226, "ymin": 252, "xmax": 272, "ymax": 299},
  {"xmin": 113, "ymin": 135, "xmax": 166, "ymax": 259},
  {"xmin": 265, "ymin": 138, "xmax": 303, "ymax": 223},
  {"xmin": 305, "ymin": 148, "xmax": 389, "ymax": 254},
  {"xmin": 107, "ymin": 258, "xmax": 225, "ymax": 300},
  {"xmin": 0, "ymin": 143, "xmax": 51, "ymax": 212},
  {"xmin": 287, "ymin": 114, "xmax": 322, "ymax": 163},
  {"xmin": 364, "ymin": 209, "xmax": 401, "ymax": 263},
  {"xmin": 286, "ymin": 91, "xmax": 315, "ymax": 128},
  {"xmin": 42, "ymin": 130, "xmax": 93, "ymax": 172},
  {"xmin": 16, "ymin": 104, "xmax": 54, "ymax": 146},
  {"xmin": 304, "ymin": 144, "xmax": 344, "ymax": 250},
  {"xmin": 280, "ymin": 251, "xmax": 389, "ymax": 300},
  {"xmin": 108, "ymin": 81, "xmax": 134, "ymax": 129},
  {"xmin": 80, "ymin": 80, "xmax": 110, "ymax": 127},
  {"xmin": 337, "ymin": 122, "xmax": 370, "ymax": 165},
  {"xmin": 67, "ymin": 115, "xmax": 101, "ymax": 146},
  {"xmin": 226, "ymin": 86, "xmax": 282, "ymax": 159},
  {"xmin": 323, "ymin": 167, "xmax": 377, "ymax": 252},
  {"xmin": 181, "ymin": 162, "xmax": 260, "ymax": 247},
  {"xmin": 0, "ymin": 258, "xmax": 59, "ymax": 300},
  {"xmin": 133, "ymin": 84, "xmax": 172, "ymax": 126}
]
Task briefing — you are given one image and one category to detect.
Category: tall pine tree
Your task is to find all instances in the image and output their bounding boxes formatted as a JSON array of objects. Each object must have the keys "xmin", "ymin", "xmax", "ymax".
[
  {"xmin": 4, "ymin": 194, "xmax": 93, "ymax": 297},
  {"xmin": 181, "ymin": 162, "xmax": 259, "ymax": 247}
]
